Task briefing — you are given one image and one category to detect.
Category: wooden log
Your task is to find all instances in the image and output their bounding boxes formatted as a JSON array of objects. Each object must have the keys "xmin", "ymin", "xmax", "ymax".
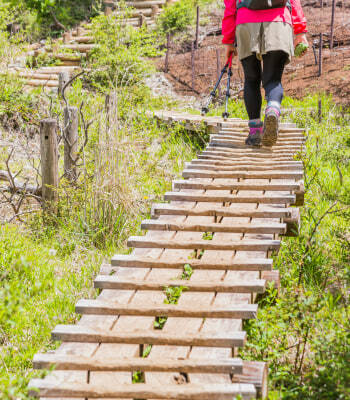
[
  {"xmin": 52, "ymin": 324, "xmax": 247, "ymax": 347},
  {"xmin": 33, "ymin": 354, "xmax": 243, "ymax": 373},
  {"xmin": 164, "ymin": 191, "xmax": 296, "ymax": 204},
  {"xmin": 183, "ymin": 169, "xmax": 303, "ymax": 180},
  {"xmin": 63, "ymin": 107, "xmax": 78, "ymax": 181},
  {"xmin": 59, "ymin": 44, "xmax": 95, "ymax": 52},
  {"xmin": 172, "ymin": 179, "xmax": 301, "ymax": 192},
  {"xmin": 111, "ymin": 254, "xmax": 273, "ymax": 271},
  {"xmin": 25, "ymin": 79, "xmax": 58, "ymax": 87},
  {"xmin": 127, "ymin": 236, "xmax": 281, "ymax": 252},
  {"xmin": 18, "ymin": 72, "xmax": 59, "ymax": 81},
  {"xmin": 0, "ymin": 170, "xmax": 41, "ymax": 195},
  {"xmin": 141, "ymin": 219, "xmax": 287, "ymax": 234},
  {"xmin": 28, "ymin": 380, "xmax": 257, "ymax": 399},
  {"xmin": 151, "ymin": 203, "xmax": 292, "ymax": 219},
  {"xmin": 190, "ymin": 158, "xmax": 303, "ymax": 167},
  {"xmin": 94, "ymin": 275, "xmax": 266, "ymax": 293},
  {"xmin": 40, "ymin": 119, "xmax": 58, "ymax": 207},
  {"xmin": 186, "ymin": 162, "xmax": 303, "ymax": 172},
  {"xmin": 283, "ymin": 207, "xmax": 300, "ymax": 237},
  {"xmin": 75, "ymin": 299, "xmax": 258, "ymax": 319}
]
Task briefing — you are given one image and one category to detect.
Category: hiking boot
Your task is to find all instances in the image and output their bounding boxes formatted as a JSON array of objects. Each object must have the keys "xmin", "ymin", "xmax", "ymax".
[
  {"xmin": 262, "ymin": 106, "xmax": 280, "ymax": 147},
  {"xmin": 245, "ymin": 126, "xmax": 262, "ymax": 146}
]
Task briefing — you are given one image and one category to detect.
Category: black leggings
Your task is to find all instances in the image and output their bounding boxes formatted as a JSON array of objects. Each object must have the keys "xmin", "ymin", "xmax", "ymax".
[{"xmin": 241, "ymin": 50, "xmax": 288, "ymax": 120}]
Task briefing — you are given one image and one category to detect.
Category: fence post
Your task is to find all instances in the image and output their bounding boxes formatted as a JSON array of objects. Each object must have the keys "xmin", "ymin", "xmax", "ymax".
[
  {"xmin": 330, "ymin": 0, "xmax": 336, "ymax": 49},
  {"xmin": 105, "ymin": 6, "xmax": 112, "ymax": 16},
  {"xmin": 318, "ymin": 98, "xmax": 322, "ymax": 122},
  {"xmin": 58, "ymin": 71, "xmax": 70, "ymax": 97},
  {"xmin": 165, "ymin": 33, "xmax": 170, "ymax": 73},
  {"xmin": 191, "ymin": 41, "xmax": 195, "ymax": 91},
  {"xmin": 318, "ymin": 33, "xmax": 323, "ymax": 77},
  {"xmin": 40, "ymin": 119, "xmax": 58, "ymax": 208},
  {"xmin": 64, "ymin": 107, "xmax": 79, "ymax": 182},
  {"xmin": 195, "ymin": 6, "xmax": 200, "ymax": 49},
  {"xmin": 139, "ymin": 12, "xmax": 146, "ymax": 27}
]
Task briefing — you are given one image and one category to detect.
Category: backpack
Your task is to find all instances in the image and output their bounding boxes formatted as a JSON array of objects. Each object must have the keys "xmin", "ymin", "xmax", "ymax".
[{"xmin": 237, "ymin": 0, "xmax": 290, "ymax": 10}]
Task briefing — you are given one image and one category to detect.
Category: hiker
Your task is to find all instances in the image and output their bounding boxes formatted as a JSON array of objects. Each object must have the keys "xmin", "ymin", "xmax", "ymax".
[{"xmin": 222, "ymin": 0, "xmax": 308, "ymax": 146}]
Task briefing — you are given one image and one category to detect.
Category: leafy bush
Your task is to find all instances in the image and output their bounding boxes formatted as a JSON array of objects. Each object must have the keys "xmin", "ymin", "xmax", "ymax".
[{"xmin": 157, "ymin": 0, "xmax": 195, "ymax": 34}]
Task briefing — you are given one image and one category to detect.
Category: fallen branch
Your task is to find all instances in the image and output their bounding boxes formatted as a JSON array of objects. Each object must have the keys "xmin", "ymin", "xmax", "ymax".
[{"xmin": 0, "ymin": 170, "xmax": 42, "ymax": 196}]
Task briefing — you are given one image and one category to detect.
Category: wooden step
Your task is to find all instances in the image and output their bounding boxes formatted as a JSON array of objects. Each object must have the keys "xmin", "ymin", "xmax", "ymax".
[
  {"xmin": 190, "ymin": 158, "xmax": 303, "ymax": 167},
  {"xmin": 28, "ymin": 380, "xmax": 256, "ymax": 399},
  {"xmin": 33, "ymin": 353, "xmax": 243, "ymax": 373},
  {"xmin": 111, "ymin": 254, "xmax": 273, "ymax": 271},
  {"xmin": 52, "ymin": 324, "xmax": 247, "ymax": 347},
  {"xmin": 75, "ymin": 299, "xmax": 258, "ymax": 319},
  {"xmin": 172, "ymin": 179, "xmax": 301, "ymax": 192},
  {"xmin": 151, "ymin": 203, "xmax": 291, "ymax": 218},
  {"xmin": 186, "ymin": 162, "xmax": 303, "ymax": 172},
  {"xmin": 164, "ymin": 191, "xmax": 296, "ymax": 205},
  {"xmin": 182, "ymin": 169, "xmax": 303, "ymax": 180},
  {"xmin": 198, "ymin": 152, "xmax": 294, "ymax": 161},
  {"xmin": 127, "ymin": 236, "xmax": 281, "ymax": 252},
  {"xmin": 94, "ymin": 275, "xmax": 266, "ymax": 293},
  {"xmin": 141, "ymin": 219, "xmax": 287, "ymax": 234}
]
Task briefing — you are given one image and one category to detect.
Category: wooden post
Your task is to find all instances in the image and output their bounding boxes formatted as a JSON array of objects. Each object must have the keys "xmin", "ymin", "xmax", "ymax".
[
  {"xmin": 330, "ymin": 0, "xmax": 336, "ymax": 49},
  {"xmin": 191, "ymin": 41, "xmax": 195, "ymax": 91},
  {"xmin": 63, "ymin": 31, "xmax": 71, "ymax": 44},
  {"xmin": 139, "ymin": 12, "xmax": 146, "ymax": 27},
  {"xmin": 165, "ymin": 33, "xmax": 170, "ymax": 73},
  {"xmin": 151, "ymin": 5, "xmax": 159, "ymax": 17},
  {"xmin": 195, "ymin": 6, "xmax": 200, "ymax": 49},
  {"xmin": 77, "ymin": 26, "xmax": 83, "ymax": 36},
  {"xmin": 40, "ymin": 119, "xmax": 58, "ymax": 208},
  {"xmin": 58, "ymin": 71, "xmax": 70, "ymax": 97},
  {"xmin": 216, "ymin": 48, "xmax": 221, "ymax": 96},
  {"xmin": 64, "ymin": 107, "xmax": 79, "ymax": 181},
  {"xmin": 318, "ymin": 98, "xmax": 322, "ymax": 122},
  {"xmin": 318, "ymin": 33, "xmax": 323, "ymax": 77},
  {"xmin": 105, "ymin": 6, "xmax": 112, "ymax": 16}
]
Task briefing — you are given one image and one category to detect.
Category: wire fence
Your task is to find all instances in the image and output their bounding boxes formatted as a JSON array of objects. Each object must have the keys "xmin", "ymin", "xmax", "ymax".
[{"xmin": 162, "ymin": 0, "xmax": 350, "ymax": 102}]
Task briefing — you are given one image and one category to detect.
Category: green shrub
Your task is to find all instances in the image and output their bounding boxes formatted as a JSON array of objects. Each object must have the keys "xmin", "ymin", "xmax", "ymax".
[{"xmin": 157, "ymin": 0, "xmax": 195, "ymax": 34}]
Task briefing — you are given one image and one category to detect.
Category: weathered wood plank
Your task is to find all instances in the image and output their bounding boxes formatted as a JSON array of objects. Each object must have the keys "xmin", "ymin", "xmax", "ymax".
[
  {"xmin": 28, "ymin": 380, "xmax": 257, "ymax": 399},
  {"xmin": 93, "ymin": 275, "xmax": 266, "ymax": 293},
  {"xmin": 52, "ymin": 325, "xmax": 246, "ymax": 347},
  {"xmin": 183, "ymin": 169, "xmax": 303, "ymax": 180}
]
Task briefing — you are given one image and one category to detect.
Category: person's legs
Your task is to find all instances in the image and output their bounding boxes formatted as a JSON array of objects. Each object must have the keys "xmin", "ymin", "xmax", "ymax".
[
  {"xmin": 261, "ymin": 50, "xmax": 288, "ymax": 146},
  {"xmin": 241, "ymin": 54, "xmax": 263, "ymax": 145}
]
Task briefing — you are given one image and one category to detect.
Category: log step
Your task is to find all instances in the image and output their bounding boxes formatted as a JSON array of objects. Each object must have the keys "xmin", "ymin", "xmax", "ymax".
[
  {"xmin": 186, "ymin": 162, "xmax": 303, "ymax": 171},
  {"xmin": 151, "ymin": 203, "xmax": 292, "ymax": 218},
  {"xmin": 94, "ymin": 275, "xmax": 266, "ymax": 293},
  {"xmin": 127, "ymin": 236, "xmax": 281, "ymax": 251},
  {"xmin": 111, "ymin": 254, "xmax": 273, "ymax": 271},
  {"xmin": 75, "ymin": 299, "xmax": 258, "ymax": 319},
  {"xmin": 28, "ymin": 380, "xmax": 256, "ymax": 399},
  {"xmin": 164, "ymin": 191, "xmax": 296, "ymax": 204},
  {"xmin": 182, "ymin": 169, "xmax": 303, "ymax": 180},
  {"xmin": 52, "ymin": 324, "xmax": 247, "ymax": 347},
  {"xmin": 141, "ymin": 219, "xmax": 287, "ymax": 234},
  {"xmin": 172, "ymin": 179, "xmax": 301, "ymax": 192},
  {"xmin": 33, "ymin": 353, "xmax": 243, "ymax": 373},
  {"xmin": 190, "ymin": 158, "xmax": 303, "ymax": 167}
]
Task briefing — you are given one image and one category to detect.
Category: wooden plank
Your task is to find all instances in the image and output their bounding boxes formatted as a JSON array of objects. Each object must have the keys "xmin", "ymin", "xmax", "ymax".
[
  {"xmin": 164, "ymin": 191, "xmax": 296, "ymax": 204},
  {"xmin": 182, "ymin": 169, "xmax": 303, "ymax": 180},
  {"xmin": 172, "ymin": 179, "xmax": 301, "ymax": 191},
  {"xmin": 28, "ymin": 380, "xmax": 257, "ymax": 399},
  {"xmin": 127, "ymin": 236, "xmax": 281, "ymax": 251},
  {"xmin": 151, "ymin": 203, "xmax": 291, "ymax": 218},
  {"xmin": 141, "ymin": 219, "xmax": 287, "ymax": 234},
  {"xmin": 75, "ymin": 299, "xmax": 258, "ymax": 319},
  {"xmin": 33, "ymin": 354, "xmax": 243, "ymax": 373},
  {"xmin": 94, "ymin": 275, "xmax": 266, "ymax": 293},
  {"xmin": 233, "ymin": 361, "xmax": 268, "ymax": 399},
  {"xmin": 186, "ymin": 162, "xmax": 303, "ymax": 171},
  {"xmin": 189, "ymin": 159, "xmax": 303, "ymax": 167},
  {"xmin": 52, "ymin": 325, "xmax": 246, "ymax": 347},
  {"xmin": 111, "ymin": 254, "xmax": 273, "ymax": 271}
]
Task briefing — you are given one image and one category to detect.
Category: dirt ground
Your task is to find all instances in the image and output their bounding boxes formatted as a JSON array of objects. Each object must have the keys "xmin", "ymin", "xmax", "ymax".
[{"xmin": 161, "ymin": 1, "xmax": 350, "ymax": 106}]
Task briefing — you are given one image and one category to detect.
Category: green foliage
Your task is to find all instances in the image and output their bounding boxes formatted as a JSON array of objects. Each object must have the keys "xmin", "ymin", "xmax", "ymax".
[
  {"xmin": 181, "ymin": 263, "xmax": 193, "ymax": 280},
  {"xmin": 157, "ymin": 0, "xmax": 195, "ymax": 34},
  {"xmin": 88, "ymin": 9, "xmax": 162, "ymax": 91}
]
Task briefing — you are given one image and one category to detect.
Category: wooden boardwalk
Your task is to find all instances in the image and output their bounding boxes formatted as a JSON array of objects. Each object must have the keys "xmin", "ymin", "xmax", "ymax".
[{"xmin": 29, "ymin": 112, "xmax": 305, "ymax": 399}]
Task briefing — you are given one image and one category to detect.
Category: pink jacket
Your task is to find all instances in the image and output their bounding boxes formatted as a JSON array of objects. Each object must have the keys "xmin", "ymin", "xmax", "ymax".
[{"xmin": 222, "ymin": 0, "xmax": 307, "ymax": 44}]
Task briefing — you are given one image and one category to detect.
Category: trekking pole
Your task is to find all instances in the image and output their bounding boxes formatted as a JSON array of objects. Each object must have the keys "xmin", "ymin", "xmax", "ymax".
[
  {"xmin": 222, "ymin": 56, "xmax": 233, "ymax": 119},
  {"xmin": 201, "ymin": 54, "xmax": 232, "ymax": 115}
]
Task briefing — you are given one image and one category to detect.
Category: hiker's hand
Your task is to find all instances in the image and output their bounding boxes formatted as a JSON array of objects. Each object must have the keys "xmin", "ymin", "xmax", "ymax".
[
  {"xmin": 294, "ymin": 33, "xmax": 309, "ymax": 57},
  {"xmin": 225, "ymin": 44, "xmax": 237, "ymax": 60}
]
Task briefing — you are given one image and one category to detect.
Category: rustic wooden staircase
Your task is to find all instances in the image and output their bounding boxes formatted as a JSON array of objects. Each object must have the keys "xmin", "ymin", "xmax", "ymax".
[{"xmin": 28, "ymin": 111, "xmax": 305, "ymax": 399}]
